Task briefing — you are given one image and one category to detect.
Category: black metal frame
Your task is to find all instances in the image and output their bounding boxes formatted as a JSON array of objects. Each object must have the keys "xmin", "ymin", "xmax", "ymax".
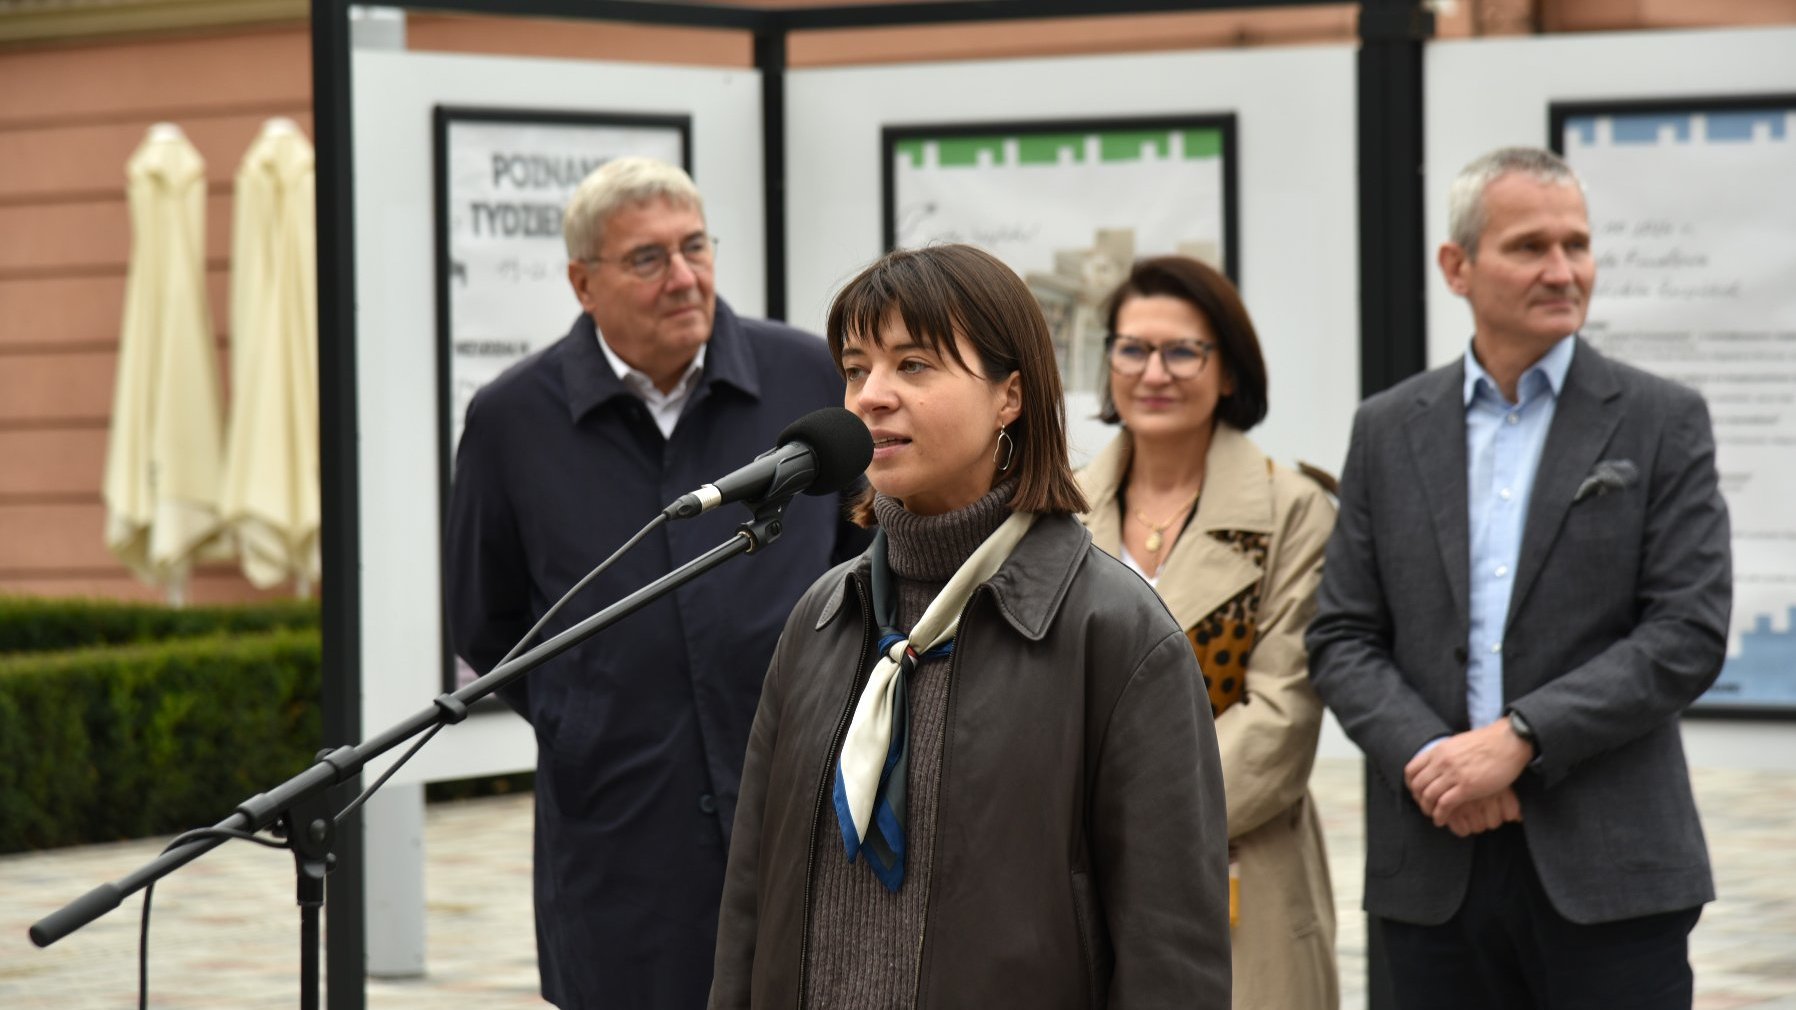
[
  {"xmin": 430, "ymin": 105, "xmax": 692, "ymax": 695},
  {"xmin": 880, "ymin": 113, "xmax": 1240, "ymax": 283},
  {"xmin": 1357, "ymin": 0, "xmax": 1433, "ymax": 399},
  {"xmin": 312, "ymin": 2, "xmax": 1433, "ymax": 1007},
  {"xmin": 1354, "ymin": 11, "xmax": 1431, "ymax": 1003},
  {"xmin": 310, "ymin": 7, "xmax": 361, "ymax": 1007},
  {"xmin": 1548, "ymin": 92, "xmax": 1796, "ymax": 722}
]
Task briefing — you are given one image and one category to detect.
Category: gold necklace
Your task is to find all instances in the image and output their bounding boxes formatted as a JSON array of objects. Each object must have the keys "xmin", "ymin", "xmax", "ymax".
[{"xmin": 1134, "ymin": 489, "xmax": 1201, "ymax": 556}]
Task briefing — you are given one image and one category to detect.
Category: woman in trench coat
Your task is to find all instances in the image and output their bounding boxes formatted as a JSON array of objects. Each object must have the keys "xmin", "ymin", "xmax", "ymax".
[{"xmin": 1077, "ymin": 255, "xmax": 1340, "ymax": 1009}]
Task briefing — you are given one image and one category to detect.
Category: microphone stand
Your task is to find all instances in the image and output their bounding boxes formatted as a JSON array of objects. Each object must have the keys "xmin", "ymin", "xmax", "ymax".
[{"xmin": 30, "ymin": 497, "xmax": 797, "ymax": 1010}]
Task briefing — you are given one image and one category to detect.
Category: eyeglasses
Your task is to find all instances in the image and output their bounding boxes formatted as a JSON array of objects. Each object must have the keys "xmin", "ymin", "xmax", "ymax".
[
  {"xmin": 1105, "ymin": 335, "xmax": 1218, "ymax": 378},
  {"xmin": 585, "ymin": 234, "xmax": 719, "ymax": 282}
]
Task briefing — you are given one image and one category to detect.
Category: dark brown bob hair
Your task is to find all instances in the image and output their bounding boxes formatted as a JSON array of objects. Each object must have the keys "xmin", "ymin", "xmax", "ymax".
[
  {"xmin": 1099, "ymin": 255, "xmax": 1269, "ymax": 432},
  {"xmin": 826, "ymin": 244, "xmax": 1088, "ymax": 525}
]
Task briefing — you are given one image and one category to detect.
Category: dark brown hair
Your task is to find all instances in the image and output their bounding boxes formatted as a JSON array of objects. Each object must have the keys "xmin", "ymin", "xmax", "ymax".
[
  {"xmin": 826, "ymin": 244, "xmax": 1088, "ymax": 525},
  {"xmin": 1098, "ymin": 256, "xmax": 1269, "ymax": 432}
]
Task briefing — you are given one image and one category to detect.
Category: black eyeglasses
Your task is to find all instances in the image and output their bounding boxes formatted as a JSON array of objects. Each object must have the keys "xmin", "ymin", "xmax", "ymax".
[
  {"xmin": 1105, "ymin": 335, "xmax": 1218, "ymax": 378},
  {"xmin": 585, "ymin": 234, "xmax": 718, "ymax": 282}
]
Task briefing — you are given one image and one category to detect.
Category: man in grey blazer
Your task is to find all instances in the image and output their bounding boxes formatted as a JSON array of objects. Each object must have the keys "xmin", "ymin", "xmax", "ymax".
[{"xmin": 1308, "ymin": 146, "xmax": 1731, "ymax": 1008}]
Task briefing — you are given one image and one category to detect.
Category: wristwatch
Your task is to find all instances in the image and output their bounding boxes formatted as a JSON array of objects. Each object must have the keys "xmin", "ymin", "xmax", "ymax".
[{"xmin": 1507, "ymin": 709, "xmax": 1540, "ymax": 762}]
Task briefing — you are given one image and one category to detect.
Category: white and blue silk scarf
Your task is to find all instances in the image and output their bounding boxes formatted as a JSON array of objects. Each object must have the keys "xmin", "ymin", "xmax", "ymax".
[{"xmin": 832, "ymin": 509, "xmax": 1036, "ymax": 891}]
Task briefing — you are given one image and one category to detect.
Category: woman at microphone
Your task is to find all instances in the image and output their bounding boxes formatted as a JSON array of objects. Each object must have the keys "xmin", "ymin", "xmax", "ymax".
[
  {"xmin": 710, "ymin": 244, "xmax": 1230, "ymax": 1008},
  {"xmin": 1078, "ymin": 255, "xmax": 1338, "ymax": 1009}
]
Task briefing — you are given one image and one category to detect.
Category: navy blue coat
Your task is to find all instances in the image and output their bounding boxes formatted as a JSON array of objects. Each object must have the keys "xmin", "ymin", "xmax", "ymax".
[{"xmin": 446, "ymin": 300, "xmax": 866, "ymax": 1009}]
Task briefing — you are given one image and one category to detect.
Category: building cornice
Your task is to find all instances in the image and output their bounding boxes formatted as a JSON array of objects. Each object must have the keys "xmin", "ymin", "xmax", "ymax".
[{"xmin": 0, "ymin": 0, "xmax": 308, "ymax": 48}]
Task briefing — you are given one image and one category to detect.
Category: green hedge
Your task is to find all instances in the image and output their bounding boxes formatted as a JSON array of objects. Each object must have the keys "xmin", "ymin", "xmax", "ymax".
[
  {"xmin": 0, "ymin": 595, "xmax": 319, "ymax": 656},
  {"xmin": 0, "ymin": 628, "xmax": 321, "ymax": 853}
]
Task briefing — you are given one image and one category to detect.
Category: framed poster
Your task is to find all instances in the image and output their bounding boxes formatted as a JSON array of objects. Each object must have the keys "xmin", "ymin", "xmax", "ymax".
[
  {"xmin": 883, "ymin": 115, "xmax": 1238, "ymax": 408},
  {"xmin": 433, "ymin": 106, "xmax": 689, "ymax": 692},
  {"xmin": 1551, "ymin": 95, "xmax": 1796, "ymax": 715}
]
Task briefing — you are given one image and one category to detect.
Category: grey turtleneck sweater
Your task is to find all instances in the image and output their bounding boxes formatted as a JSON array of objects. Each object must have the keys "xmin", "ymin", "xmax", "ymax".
[{"xmin": 803, "ymin": 481, "xmax": 1015, "ymax": 1010}]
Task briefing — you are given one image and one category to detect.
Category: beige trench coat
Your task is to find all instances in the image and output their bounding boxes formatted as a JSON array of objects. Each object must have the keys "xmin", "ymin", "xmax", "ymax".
[{"xmin": 1078, "ymin": 424, "xmax": 1340, "ymax": 1010}]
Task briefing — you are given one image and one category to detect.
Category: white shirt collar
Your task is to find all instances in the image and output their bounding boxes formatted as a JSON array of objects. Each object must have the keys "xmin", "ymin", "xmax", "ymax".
[{"xmin": 596, "ymin": 332, "xmax": 706, "ymax": 438}]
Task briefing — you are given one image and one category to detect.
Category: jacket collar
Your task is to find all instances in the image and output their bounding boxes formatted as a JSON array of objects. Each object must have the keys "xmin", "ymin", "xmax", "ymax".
[
  {"xmin": 1078, "ymin": 424, "xmax": 1275, "ymax": 537},
  {"xmin": 1405, "ymin": 356, "xmax": 1472, "ymax": 623},
  {"xmin": 1076, "ymin": 425, "xmax": 1272, "ymax": 627},
  {"xmin": 560, "ymin": 297, "xmax": 761, "ymax": 424},
  {"xmin": 815, "ymin": 513, "xmax": 1092, "ymax": 644},
  {"xmin": 1507, "ymin": 336, "xmax": 1622, "ymax": 627}
]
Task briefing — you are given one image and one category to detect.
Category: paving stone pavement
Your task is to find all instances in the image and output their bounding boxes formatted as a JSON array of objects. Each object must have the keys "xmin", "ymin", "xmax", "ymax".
[{"xmin": 2, "ymin": 758, "xmax": 1792, "ymax": 1008}]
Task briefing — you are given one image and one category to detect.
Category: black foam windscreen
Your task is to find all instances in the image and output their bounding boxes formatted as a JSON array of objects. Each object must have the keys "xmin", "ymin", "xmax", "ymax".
[{"xmin": 778, "ymin": 407, "xmax": 873, "ymax": 496}]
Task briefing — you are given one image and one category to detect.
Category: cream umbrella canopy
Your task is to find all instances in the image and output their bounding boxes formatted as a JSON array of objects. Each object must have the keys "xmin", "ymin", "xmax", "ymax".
[
  {"xmin": 102, "ymin": 124, "xmax": 228, "ymax": 603},
  {"xmin": 219, "ymin": 119, "xmax": 320, "ymax": 593}
]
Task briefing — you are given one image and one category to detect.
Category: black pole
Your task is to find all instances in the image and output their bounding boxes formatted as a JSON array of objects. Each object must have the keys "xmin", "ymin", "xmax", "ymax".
[
  {"xmin": 1355, "ymin": 65, "xmax": 1427, "ymax": 1010},
  {"xmin": 756, "ymin": 26, "xmax": 788, "ymax": 321},
  {"xmin": 291, "ymin": 790, "xmax": 332, "ymax": 1010},
  {"xmin": 311, "ymin": 1, "xmax": 366, "ymax": 1008},
  {"xmin": 1356, "ymin": 0, "xmax": 1432, "ymax": 398},
  {"xmin": 299, "ymin": 877, "xmax": 324, "ymax": 1010},
  {"xmin": 1355, "ymin": 10, "xmax": 1432, "ymax": 1006}
]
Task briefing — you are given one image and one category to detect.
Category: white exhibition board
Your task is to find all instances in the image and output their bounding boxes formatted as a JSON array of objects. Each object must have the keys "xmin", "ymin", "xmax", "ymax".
[
  {"xmin": 1560, "ymin": 105, "xmax": 1796, "ymax": 708},
  {"xmin": 888, "ymin": 118, "xmax": 1234, "ymax": 406},
  {"xmin": 1426, "ymin": 27, "xmax": 1796, "ymax": 709},
  {"xmin": 786, "ymin": 45, "xmax": 1360, "ymax": 479},
  {"xmin": 351, "ymin": 48, "xmax": 765, "ymax": 786},
  {"xmin": 440, "ymin": 112, "xmax": 688, "ymax": 458},
  {"xmin": 891, "ymin": 123, "xmax": 1230, "ymax": 272},
  {"xmin": 1424, "ymin": 26, "xmax": 1796, "ymax": 364}
]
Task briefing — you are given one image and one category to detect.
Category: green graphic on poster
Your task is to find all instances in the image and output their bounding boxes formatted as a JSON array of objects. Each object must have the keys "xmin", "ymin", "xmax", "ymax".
[{"xmin": 886, "ymin": 117, "xmax": 1236, "ymax": 404}]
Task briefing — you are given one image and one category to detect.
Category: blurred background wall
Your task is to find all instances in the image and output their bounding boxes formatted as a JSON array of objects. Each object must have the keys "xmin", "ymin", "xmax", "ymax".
[{"xmin": 1, "ymin": 0, "xmax": 1791, "ymax": 604}]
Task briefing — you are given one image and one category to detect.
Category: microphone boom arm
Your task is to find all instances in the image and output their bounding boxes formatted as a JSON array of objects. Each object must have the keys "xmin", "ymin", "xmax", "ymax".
[{"xmin": 30, "ymin": 499, "xmax": 793, "ymax": 1007}]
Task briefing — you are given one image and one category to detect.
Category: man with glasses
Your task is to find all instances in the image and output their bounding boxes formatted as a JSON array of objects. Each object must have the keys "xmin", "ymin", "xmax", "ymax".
[{"xmin": 447, "ymin": 157, "xmax": 865, "ymax": 1010}]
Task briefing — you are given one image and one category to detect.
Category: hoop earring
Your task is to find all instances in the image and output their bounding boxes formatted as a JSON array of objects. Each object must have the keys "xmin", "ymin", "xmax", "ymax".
[{"xmin": 994, "ymin": 428, "xmax": 1016, "ymax": 473}]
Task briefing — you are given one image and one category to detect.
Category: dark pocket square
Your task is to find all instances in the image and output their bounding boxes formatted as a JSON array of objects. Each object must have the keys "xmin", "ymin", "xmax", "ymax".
[{"xmin": 1573, "ymin": 459, "xmax": 1639, "ymax": 502}]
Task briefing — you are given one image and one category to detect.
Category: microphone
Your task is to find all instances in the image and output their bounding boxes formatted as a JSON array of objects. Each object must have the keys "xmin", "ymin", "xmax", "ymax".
[{"xmin": 662, "ymin": 407, "xmax": 873, "ymax": 520}]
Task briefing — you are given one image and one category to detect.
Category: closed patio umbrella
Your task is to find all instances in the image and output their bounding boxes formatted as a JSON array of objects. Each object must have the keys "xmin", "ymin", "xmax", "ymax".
[
  {"xmin": 219, "ymin": 118, "xmax": 320, "ymax": 593},
  {"xmin": 101, "ymin": 123, "xmax": 227, "ymax": 603}
]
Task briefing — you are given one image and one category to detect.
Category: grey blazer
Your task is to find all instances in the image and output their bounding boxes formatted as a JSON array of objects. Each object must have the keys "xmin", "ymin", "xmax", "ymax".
[{"xmin": 1307, "ymin": 337, "xmax": 1731, "ymax": 926}]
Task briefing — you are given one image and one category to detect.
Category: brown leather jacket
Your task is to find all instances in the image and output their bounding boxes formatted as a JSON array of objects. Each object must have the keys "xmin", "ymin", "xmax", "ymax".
[{"xmin": 710, "ymin": 513, "xmax": 1231, "ymax": 1009}]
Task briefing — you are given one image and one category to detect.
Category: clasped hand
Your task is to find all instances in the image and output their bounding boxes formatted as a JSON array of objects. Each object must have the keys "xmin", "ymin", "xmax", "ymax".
[{"xmin": 1403, "ymin": 720, "xmax": 1533, "ymax": 838}]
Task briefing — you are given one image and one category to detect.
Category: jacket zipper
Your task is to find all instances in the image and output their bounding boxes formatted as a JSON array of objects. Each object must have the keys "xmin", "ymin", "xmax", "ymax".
[
  {"xmin": 797, "ymin": 577, "xmax": 876, "ymax": 1009},
  {"xmin": 910, "ymin": 589, "xmax": 982, "ymax": 1009}
]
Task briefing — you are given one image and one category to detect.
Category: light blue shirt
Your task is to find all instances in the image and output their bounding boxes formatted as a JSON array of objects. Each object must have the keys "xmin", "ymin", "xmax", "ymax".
[{"xmin": 1460, "ymin": 336, "xmax": 1576, "ymax": 730}]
